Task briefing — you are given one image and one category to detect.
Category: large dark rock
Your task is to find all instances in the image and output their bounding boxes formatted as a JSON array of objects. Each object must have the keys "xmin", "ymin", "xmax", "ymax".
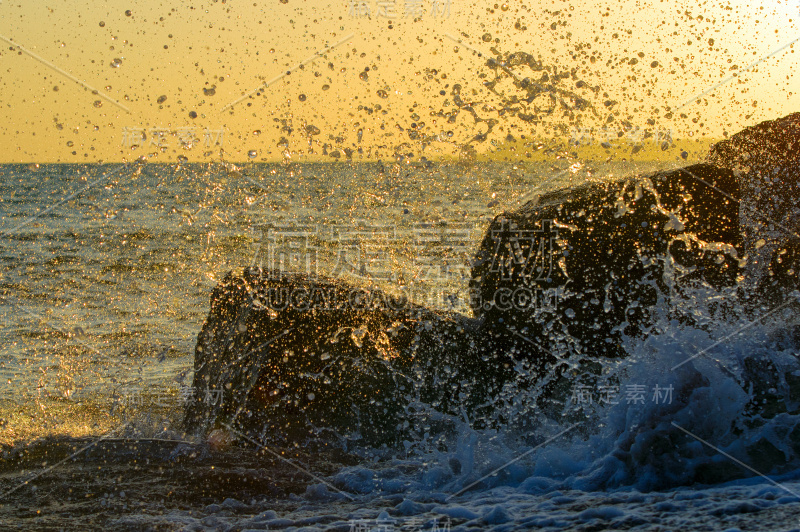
[
  {"xmin": 468, "ymin": 163, "xmax": 746, "ymax": 401},
  {"xmin": 471, "ymin": 163, "xmax": 742, "ymax": 328},
  {"xmin": 182, "ymin": 269, "xmax": 514, "ymax": 447},
  {"xmin": 467, "ymin": 114, "xmax": 800, "ymax": 410},
  {"xmin": 473, "ymin": 113, "xmax": 800, "ymax": 350}
]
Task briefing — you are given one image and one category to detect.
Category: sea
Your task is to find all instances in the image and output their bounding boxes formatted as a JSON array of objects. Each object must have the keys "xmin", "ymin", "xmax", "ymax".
[{"xmin": 1, "ymin": 159, "xmax": 799, "ymax": 531}]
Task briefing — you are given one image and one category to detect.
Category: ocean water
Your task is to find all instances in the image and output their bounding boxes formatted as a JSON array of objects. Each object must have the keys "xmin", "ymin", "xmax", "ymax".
[{"xmin": 1, "ymin": 160, "xmax": 800, "ymax": 531}]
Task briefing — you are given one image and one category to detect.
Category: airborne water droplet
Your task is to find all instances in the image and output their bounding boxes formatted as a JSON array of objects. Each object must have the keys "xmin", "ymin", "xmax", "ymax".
[
  {"xmin": 359, "ymin": 71, "xmax": 368, "ymax": 81},
  {"xmin": 110, "ymin": 58, "xmax": 122, "ymax": 68},
  {"xmin": 377, "ymin": 89, "xmax": 388, "ymax": 99},
  {"xmin": 351, "ymin": 328, "xmax": 367, "ymax": 348},
  {"xmin": 248, "ymin": 150, "xmax": 258, "ymax": 159}
]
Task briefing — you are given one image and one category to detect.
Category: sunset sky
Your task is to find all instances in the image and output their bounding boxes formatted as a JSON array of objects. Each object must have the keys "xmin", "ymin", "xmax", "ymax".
[{"xmin": 0, "ymin": 0, "xmax": 798, "ymax": 163}]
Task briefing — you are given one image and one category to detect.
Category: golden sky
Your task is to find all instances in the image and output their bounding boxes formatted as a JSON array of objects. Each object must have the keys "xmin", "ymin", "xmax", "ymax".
[{"xmin": 0, "ymin": 0, "xmax": 798, "ymax": 163}]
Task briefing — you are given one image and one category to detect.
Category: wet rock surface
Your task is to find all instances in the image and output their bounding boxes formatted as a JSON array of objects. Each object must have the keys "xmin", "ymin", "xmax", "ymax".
[
  {"xmin": 183, "ymin": 270, "xmax": 512, "ymax": 447},
  {"xmin": 470, "ymin": 163, "xmax": 742, "ymax": 357},
  {"xmin": 708, "ymin": 112, "xmax": 800, "ymax": 173},
  {"xmin": 0, "ymin": 435, "xmax": 333, "ymax": 531},
  {"xmin": 708, "ymin": 112, "xmax": 800, "ymax": 294}
]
